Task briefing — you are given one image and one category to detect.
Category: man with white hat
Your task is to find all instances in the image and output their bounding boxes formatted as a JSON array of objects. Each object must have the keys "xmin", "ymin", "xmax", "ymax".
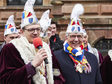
[
  {"xmin": 52, "ymin": 4, "xmax": 102, "ymax": 84},
  {"xmin": 0, "ymin": 15, "xmax": 19, "ymax": 52},
  {"xmin": 0, "ymin": 0, "xmax": 53, "ymax": 84}
]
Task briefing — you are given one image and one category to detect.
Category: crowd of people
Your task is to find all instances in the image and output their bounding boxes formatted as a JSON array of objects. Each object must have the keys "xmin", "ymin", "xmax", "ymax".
[{"xmin": 0, "ymin": 0, "xmax": 111, "ymax": 84}]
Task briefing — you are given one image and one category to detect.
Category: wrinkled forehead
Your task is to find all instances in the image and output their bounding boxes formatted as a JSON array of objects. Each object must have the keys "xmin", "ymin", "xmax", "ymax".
[
  {"xmin": 68, "ymin": 32, "xmax": 83, "ymax": 36},
  {"xmin": 50, "ymin": 24, "xmax": 56, "ymax": 28}
]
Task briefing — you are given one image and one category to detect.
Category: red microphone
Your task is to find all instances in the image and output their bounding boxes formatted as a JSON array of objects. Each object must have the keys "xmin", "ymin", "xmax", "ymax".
[{"xmin": 33, "ymin": 37, "xmax": 48, "ymax": 64}]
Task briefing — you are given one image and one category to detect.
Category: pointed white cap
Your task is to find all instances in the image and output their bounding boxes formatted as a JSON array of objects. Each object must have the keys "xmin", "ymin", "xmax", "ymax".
[
  {"xmin": 39, "ymin": 10, "xmax": 51, "ymax": 37},
  {"xmin": 20, "ymin": 0, "xmax": 38, "ymax": 28},
  {"xmin": 4, "ymin": 15, "xmax": 18, "ymax": 36},
  {"xmin": 66, "ymin": 3, "xmax": 84, "ymax": 34}
]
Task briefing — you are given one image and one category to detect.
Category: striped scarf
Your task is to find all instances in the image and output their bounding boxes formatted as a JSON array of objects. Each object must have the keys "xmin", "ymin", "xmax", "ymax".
[{"xmin": 64, "ymin": 42, "xmax": 91, "ymax": 73}]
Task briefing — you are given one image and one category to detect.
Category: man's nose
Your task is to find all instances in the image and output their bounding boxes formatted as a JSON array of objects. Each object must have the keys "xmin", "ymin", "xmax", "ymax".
[
  {"xmin": 74, "ymin": 36, "xmax": 78, "ymax": 41},
  {"xmin": 33, "ymin": 30, "xmax": 38, "ymax": 34}
]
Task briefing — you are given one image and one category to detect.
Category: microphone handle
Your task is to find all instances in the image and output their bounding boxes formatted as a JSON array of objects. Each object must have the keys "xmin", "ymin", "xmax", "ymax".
[
  {"xmin": 44, "ymin": 58, "xmax": 48, "ymax": 64},
  {"xmin": 37, "ymin": 46, "xmax": 48, "ymax": 64}
]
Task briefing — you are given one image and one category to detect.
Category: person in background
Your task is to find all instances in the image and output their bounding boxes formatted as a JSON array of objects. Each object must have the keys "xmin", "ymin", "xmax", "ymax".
[
  {"xmin": 0, "ymin": 15, "xmax": 19, "ymax": 52},
  {"xmin": 17, "ymin": 28, "xmax": 22, "ymax": 37},
  {"xmin": 100, "ymin": 49, "xmax": 112, "ymax": 84},
  {"xmin": 52, "ymin": 4, "xmax": 102, "ymax": 84},
  {"xmin": 0, "ymin": 0, "xmax": 53, "ymax": 84},
  {"xmin": 43, "ymin": 26, "xmax": 52, "ymax": 44},
  {"xmin": 49, "ymin": 21, "xmax": 64, "ymax": 51},
  {"xmin": 82, "ymin": 29, "xmax": 103, "ymax": 66}
]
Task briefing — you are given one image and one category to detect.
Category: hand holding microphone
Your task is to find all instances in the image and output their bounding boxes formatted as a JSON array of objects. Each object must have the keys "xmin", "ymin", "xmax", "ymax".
[{"xmin": 31, "ymin": 37, "xmax": 48, "ymax": 68}]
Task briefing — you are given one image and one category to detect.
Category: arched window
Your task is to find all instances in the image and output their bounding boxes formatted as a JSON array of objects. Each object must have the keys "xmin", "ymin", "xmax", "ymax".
[
  {"xmin": 94, "ymin": 38, "xmax": 112, "ymax": 56},
  {"xmin": 7, "ymin": 0, "xmax": 43, "ymax": 5}
]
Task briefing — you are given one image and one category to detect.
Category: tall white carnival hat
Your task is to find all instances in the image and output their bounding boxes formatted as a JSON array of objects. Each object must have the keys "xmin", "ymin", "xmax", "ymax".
[
  {"xmin": 4, "ymin": 15, "xmax": 18, "ymax": 36},
  {"xmin": 20, "ymin": 0, "xmax": 38, "ymax": 28},
  {"xmin": 39, "ymin": 10, "xmax": 51, "ymax": 37},
  {"xmin": 66, "ymin": 4, "xmax": 84, "ymax": 34}
]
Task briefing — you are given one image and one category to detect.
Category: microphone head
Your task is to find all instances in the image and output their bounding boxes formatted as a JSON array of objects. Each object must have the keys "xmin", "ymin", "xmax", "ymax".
[{"xmin": 33, "ymin": 37, "xmax": 43, "ymax": 48}]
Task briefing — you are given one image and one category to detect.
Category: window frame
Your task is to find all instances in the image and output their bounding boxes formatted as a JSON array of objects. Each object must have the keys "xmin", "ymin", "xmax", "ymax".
[{"xmin": 7, "ymin": 0, "xmax": 43, "ymax": 6}]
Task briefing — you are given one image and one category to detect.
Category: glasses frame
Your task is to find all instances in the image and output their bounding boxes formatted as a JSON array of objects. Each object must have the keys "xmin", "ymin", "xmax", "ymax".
[{"xmin": 24, "ymin": 27, "xmax": 42, "ymax": 33}]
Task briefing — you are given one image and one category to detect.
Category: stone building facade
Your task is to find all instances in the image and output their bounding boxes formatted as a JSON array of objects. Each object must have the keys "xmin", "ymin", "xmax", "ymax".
[{"xmin": 0, "ymin": 0, "xmax": 112, "ymax": 56}]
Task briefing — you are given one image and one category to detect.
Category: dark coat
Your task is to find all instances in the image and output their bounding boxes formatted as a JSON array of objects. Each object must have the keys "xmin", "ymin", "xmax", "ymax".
[
  {"xmin": 50, "ymin": 34, "xmax": 64, "ymax": 51},
  {"xmin": 0, "ymin": 42, "xmax": 5, "ymax": 52},
  {"xmin": 0, "ymin": 43, "xmax": 34, "ymax": 84},
  {"xmin": 53, "ymin": 49, "xmax": 102, "ymax": 84},
  {"xmin": 100, "ymin": 55, "xmax": 112, "ymax": 84},
  {"xmin": 0, "ymin": 45, "xmax": 2, "ymax": 52}
]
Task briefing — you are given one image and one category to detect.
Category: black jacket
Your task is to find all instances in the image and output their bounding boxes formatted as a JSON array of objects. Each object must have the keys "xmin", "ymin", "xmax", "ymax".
[
  {"xmin": 50, "ymin": 34, "xmax": 64, "ymax": 51},
  {"xmin": 53, "ymin": 49, "xmax": 103, "ymax": 84}
]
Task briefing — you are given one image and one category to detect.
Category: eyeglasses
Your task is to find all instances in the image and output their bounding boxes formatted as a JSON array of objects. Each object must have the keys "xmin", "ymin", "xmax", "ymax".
[
  {"xmin": 9, "ymin": 36, "xmax": 19, "ymax": 39},
  {"xmin": 24, "ymin": 27, "xmax": 41, "ymax": 33},
  {"xmin": 69, "ymin": 35, "xmax": 82, "ymax": 39}
]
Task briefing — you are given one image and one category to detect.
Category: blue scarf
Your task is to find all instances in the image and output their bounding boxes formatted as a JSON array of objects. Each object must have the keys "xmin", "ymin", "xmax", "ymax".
[
  {"xmin": 64, "ymin": 42, "xmax": 91, "ymax": 73},
  {"xmin": 64, "ymin": 42, "xmax": 84, "ymax": 61}
]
